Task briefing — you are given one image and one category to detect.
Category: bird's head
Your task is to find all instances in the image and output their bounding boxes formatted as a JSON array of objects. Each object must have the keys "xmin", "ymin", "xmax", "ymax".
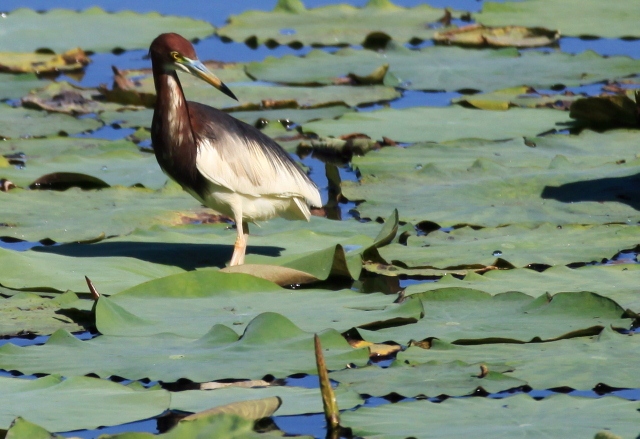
[{"xmin": 149, "ymin": 33, "xmax": 238, "ymax": 101}]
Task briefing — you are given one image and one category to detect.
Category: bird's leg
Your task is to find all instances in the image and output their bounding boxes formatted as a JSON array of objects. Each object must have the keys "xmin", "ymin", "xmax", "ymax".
[{"xmin": 230, "ymin": 220, "xmax": 249, "ymax": 266}]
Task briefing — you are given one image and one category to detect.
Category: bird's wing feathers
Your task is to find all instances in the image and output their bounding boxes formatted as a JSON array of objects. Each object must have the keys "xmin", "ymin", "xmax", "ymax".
[{"xmin": 189, "ymin": 103, "xmax": 321, "ymax": 206}]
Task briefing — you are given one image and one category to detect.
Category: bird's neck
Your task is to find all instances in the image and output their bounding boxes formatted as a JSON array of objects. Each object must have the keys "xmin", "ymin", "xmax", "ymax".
[{"xmin": 151, "ymin": 66, "xmax": 200, "ymax": 189}]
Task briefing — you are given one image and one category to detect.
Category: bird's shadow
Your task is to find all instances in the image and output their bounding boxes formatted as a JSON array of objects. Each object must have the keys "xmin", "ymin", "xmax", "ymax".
[
  {"xmin": 33, "ymin": 241, "xmax": 285, "ymax": 270},
  {"xmin": 541, "ymin": 172, "xmax": 640, "ymax": 211}
]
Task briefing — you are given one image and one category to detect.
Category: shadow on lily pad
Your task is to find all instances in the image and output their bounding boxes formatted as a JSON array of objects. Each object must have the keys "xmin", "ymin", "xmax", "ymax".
[
  {"xmin": 32, "ymin": 242, "xmax": 284, "ymax": 270},
  {"xmin": 541, "ymin": 172, "xmax": 640, "ymax": 211}
]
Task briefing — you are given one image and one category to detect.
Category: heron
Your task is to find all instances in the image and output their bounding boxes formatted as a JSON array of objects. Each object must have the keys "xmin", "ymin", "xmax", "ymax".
[{"xmin": 149, "ymin": 33, "xmax": 322, "ymax": 266}]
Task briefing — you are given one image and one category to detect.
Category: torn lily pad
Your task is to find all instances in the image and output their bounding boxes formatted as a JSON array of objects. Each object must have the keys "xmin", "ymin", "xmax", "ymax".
[
  {"xmin": 0, "ymin": 48, "xmax": 89, "ymax": 74},
  {"xmin": 434, "ymin": 24, "xmax": 560, "ymax": 48}
]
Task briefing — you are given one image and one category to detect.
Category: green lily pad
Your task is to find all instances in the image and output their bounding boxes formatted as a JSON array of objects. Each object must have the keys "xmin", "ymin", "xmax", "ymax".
[
  {"xmin": 406, "ymin": 264, "xmax": 640, "ymax": 313},
  {"xmin": 6, "ymin": 413, "xmax": 312, "ymax": 439},
  {"xmin": 0, "ymin": 184, "xmax": 202, "ymax": 242},
  {"xmin": 218, "ymin": 0, "xmax": 460, "ymax": 46},
  {"xmin": 1, "ymin": 8, "xmax": 215, "ymax": 53},
  {"xmin": 303, "ymin": 106, "xmax": 572, "ymax": 143},
  {"xmin": 171, "ymin": 385, "xmax": 363, "ymax": 416},
  {"xmin": 95, "ymin": 270, "xmax": 422, "ymax": 337},
  {"xmin": 379, "ymin": 223, "xmax": 640, "ymax": 270},
  {"xmin": 477, "ymin": 0, "xmax": 640, "ymax": 38},
  {"xmin": 0, "ymin": 375, "xmax": 169, "ymax": 432},
  {"xmin": 100, "ymin": 106, "xmax": 353, "ymax": 131},
  {"xmin": 247, "ymin": 44, "xmax": 640, "ymax": 92},
  {"xmin": 0, "ymin": 313, "xmax": 369, "ymax": 382},
  {"xmin": 0, "ymin": 137, "xmax": 166, "ymax": 189},
  {"xmin": 330, "ymin": 360, "xmax": 526, "ymax": 397},
  {"xmin": 0, "ymin": 74, "xmax": 50, "ymax": 101},
  {"xmin": 0, "ymin": 292, "xmax": 89, "ymax": 336},
  {"xmin": 342, "ymin": 394, "xmax": 640, "ymax": 439},
  {"xmin": 399, "ymin": 328, "xmax": 640, "ymax": 391},
  {"xmin": 0, "ymin": 246, "xmax": 185, "ymax": 296},
  {"xmin": 358, "ymin": 289, "xmax": 631, "ymax": 345},
  {"xmin": 0, "ymin": 104, "xmax": 101, "ymax": 139},
  {"xmin": 341, "ymin": 131, "xmax": 640, "ymax": 226},
  {"xmin": 21, "ymin": 81, "xmax": 136, "ymax": 115},
  {"xmin": 453, "ymin": 86, "xmax": 584, "ymax": 111}
]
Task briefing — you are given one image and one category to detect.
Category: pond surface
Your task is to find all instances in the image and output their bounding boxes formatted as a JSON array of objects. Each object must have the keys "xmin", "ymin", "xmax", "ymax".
[{"xmin": 1, "ymin": 0, "xmax": 640, "ymax": 438}]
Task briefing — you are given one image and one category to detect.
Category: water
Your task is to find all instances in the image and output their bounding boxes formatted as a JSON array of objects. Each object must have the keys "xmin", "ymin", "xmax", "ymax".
[{"xmin": 2, "ymin": 1, "xmax": 639, "ymax": 437}]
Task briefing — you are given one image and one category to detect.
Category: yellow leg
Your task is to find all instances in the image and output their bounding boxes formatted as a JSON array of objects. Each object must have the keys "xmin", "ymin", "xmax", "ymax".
[{"xmin": 230, "ymin": 220, "xmax": 249, "ymax": 266}]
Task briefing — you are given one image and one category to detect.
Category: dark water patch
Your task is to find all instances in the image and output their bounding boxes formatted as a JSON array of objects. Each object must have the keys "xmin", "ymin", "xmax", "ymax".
[{"xmin": 0, "ymin": 237, "xmax": 58, "ymax": 251}]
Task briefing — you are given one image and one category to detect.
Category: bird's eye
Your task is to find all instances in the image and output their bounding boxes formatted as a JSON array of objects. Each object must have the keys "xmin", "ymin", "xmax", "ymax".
[{"xmin": 170, "ymin": 51, "xmax": 180, "ymax": 61}]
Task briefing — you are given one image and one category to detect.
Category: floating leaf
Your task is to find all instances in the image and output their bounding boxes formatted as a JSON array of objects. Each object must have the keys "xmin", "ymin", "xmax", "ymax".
[
  {"xmin": 0, "ymin": 74, "xmax": 47, "ymax": 101},
  {"xmin": 340, "ymin": 131, "xmax": 640, "ymax": 226},
  {"xmin": 95, "ymin": 270, "xmax": 422, "ymax": 337},
  {"xmin": 0, "ymin": 48, "xmax": 89, "ymax": 74},
  {"xmin": 379, "ymin": 223, "xmax": 640, "ymax": 272},
  {"xmin": 406, "ymin": 264, "xmax": 640, "ymax": 313},
  {"xmin": 0, "ymin": 375, "xmax": 169, "ymax": 432},
  {"xmin": 399, "ymin": 328, "xmax": 640, "ymax": 390},
  {"xmin": 218, "ymin": 0, "xmax": 460, "ymax": 46},
  {"xmin": 358, "ymin": 289, "xmax": 630, "ymax": 345},
  {"xmin": 433, "ymin": 24, "xmax": 560, "ymax": 48},
  {"xmin": 0, "ymin": 292, "xmax": 89, "ymax": 336},
  {"xmin": 477, "ymin": 0, "xmax": 640, "ymax": 38},
  {"xmin": 0, "ymin": 104, "xmax": 101, "ymax": 139},
  {"xmin": 331, "ymin": 360, "xmax": 526, "ymax": 397},
  {"xmin": 171, "ymin": 385, "xmax": 363, "ymax": 417},
  {"xmin": 342, "ymin": 394, "xmax": 640, "ymax": 439},
  {"xmin": 247, "ymin": 44, "xmax": 640, "ymax": 92},
  {"xmin": 0, "ymin": 137, "xmax": 167, "ymax": 189},
  {"xmin": 304, "ymin": 106, "xmax": 572, "ymax": 143},
  {"xmin": 1, "ymin": 8, "xmax": 215, "ymax": 53},
  {"xmin": 0, "ymin": 313, "xmax": 369, "ymax": 382}
]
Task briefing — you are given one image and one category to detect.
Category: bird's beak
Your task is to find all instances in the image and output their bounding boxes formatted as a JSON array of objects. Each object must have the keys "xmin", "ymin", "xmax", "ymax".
[{"xmin": 177, "ymin": 57, "xmax": 238, "ymax": 101}]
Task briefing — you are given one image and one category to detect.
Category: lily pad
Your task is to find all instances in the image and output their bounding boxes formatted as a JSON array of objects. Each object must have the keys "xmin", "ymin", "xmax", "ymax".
[
  {"xmin": 453, "ymin": 86, "xmax": 584, "ymax": 111},
  {"xmin": 0, "ymin": 74, "xmax": 48, "ymax": 101},
  {"xmin": 342, "ymin": 394, "xmax": 640, "ymax": 439},
  {"xmin": 358, "ymin": 289, "xmax": 631, "ymax": 345},
  {"xmin": 330, "ymin": 360, "xmax": 526, "ymax": 397},
  {"xmin": 247, "ymin": 44, "xmax": 640, "ymax": 92},
  {"xmin": 0, "ymin": 184, "xmax": 203, "ymax": 243},
  {"xmin": 303, "ymin": 106, "xmax": 572, "ymax": 143},
  {"xmin": 477, "ymin": 0, "xmax": 640, "ymax": 39},
  {"xmin": 171, "ymin": 385, "xmax": 363, "ymax": 417},
  {"xmin": 1, "ymin": 8, "xmax": 215, "ymax": 53},
  {"xmin": 0, "ymin": 49, "xmax": 90, "ymax": 74},
  {"xmin": 433, "ymin": 24, "xmax": 560, "ymax": 48},
  {"xmin": 218, "ymin": 0, "xmax": 460, "ymax": 46},
  {"xmin": 341, "ymin": 131, "xmax": 640, "ymax": 226},
  {"xmin": 0, "ymin": 137, "xmax": 167, "ymax": 189},
  {"xmin": 0, "ymin": 375, "xmax": 169, "ymax": 432},
  {"xmin": 95, "ymin": 270, "xmax": 422, "ymax": 337},
  {"xmin": 0, "ymin": 245, "xmax": 185, "ymax": 296},
  {"xmin": 0, "ymin": 104, "xmax": 101, "ymax": 139},
  {"xmin": 406, "ymin": 264, "xmax": 640, "ymax": 313},
  {"xmin": 0, "ymin": 292, "xmax": 89, "ymax": 336},
  {"xmin": 399, "ymin": 328, "xmax": 640, "ymax": 390},
  {"xmin": 379, "ymin": 223, "xmax": 640, "ymax": 271},
  {"xmin": 0, "ymin": 313, "xmax": 369, "ymax": 382}
]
